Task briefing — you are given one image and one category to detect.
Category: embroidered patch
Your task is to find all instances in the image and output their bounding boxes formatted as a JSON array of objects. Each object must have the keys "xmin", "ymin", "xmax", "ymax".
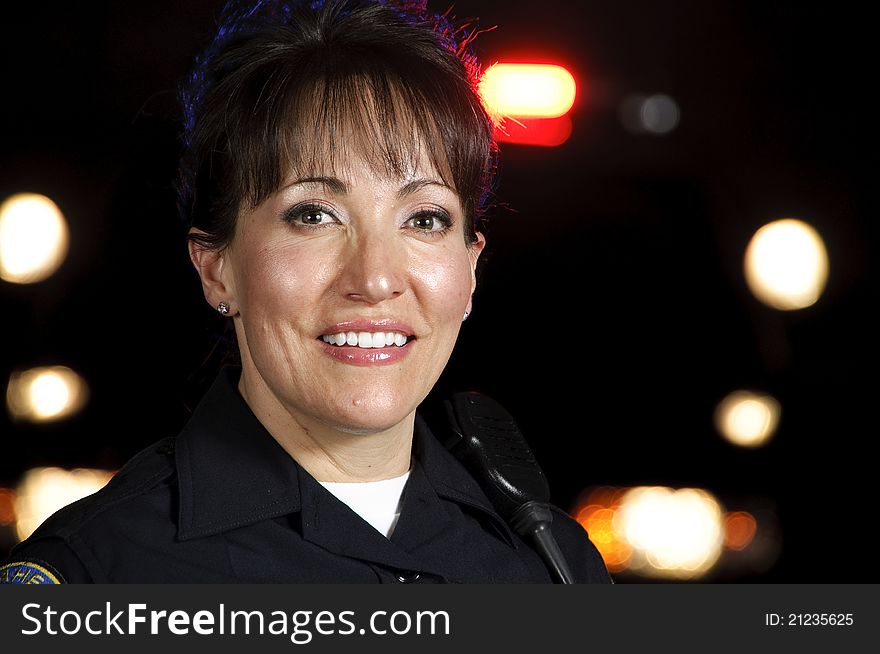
[{"xmin": 0, "ymin": 561, "xmax": 63, "ymax": 584}]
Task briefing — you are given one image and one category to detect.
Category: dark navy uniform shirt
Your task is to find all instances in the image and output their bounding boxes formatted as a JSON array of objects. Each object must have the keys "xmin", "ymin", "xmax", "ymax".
[{"xmin": 1, "ymin": 368, "xmax": 612, "ymax": 584}]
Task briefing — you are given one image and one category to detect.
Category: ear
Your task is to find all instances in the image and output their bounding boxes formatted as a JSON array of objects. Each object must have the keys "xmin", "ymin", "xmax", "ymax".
[
  {"xmin": 188, "ymin": 229, "xmax": 236, "ymax": 314},
  {"xmin": 466, "ymin": 231, "xmax": 486, "ymax": 312}
]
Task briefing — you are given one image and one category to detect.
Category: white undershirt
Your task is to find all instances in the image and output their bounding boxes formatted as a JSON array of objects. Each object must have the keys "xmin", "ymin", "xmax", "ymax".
[{"xmin": 319, "ymin": 469, "xmax": 411, "ymax": 538}]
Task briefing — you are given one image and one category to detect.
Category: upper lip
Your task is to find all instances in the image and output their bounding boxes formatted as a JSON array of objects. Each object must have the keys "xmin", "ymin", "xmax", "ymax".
[{"xmin": 318, "ymin": 319, "xmax": 416, "ymax": 337}]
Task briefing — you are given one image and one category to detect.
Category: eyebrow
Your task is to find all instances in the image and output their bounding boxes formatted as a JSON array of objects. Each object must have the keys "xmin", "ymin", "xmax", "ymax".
[
  {"xmin": 285, "ymin": 176, "xmax": 348, "ymax": 194},
  {"xmin": 397, "ymin": 178, "xmax": 454, "ymax": 197},
  {"xmin": 285, "ymin": 176, "xmax": 453, "ymax": 198}
]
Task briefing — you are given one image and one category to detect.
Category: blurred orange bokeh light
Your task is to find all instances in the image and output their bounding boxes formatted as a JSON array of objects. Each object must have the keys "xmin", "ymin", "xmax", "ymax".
[
  {"xmin": 0, "ymin": 488, "xmax": 15, "ymax": 526},
  {"xmin": 574, "ymin": 487, "xmax": 631, "ymax": 572},
  {"xmin": 724, "ymin": 511, "xmax": 758, "ymax": 550}
]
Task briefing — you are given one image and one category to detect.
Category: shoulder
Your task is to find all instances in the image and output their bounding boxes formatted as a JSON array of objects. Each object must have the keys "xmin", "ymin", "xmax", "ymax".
[
  {"xmin": 2, "ymin": 437, "xmax": 178, "ymax": 584},
  {"xmin": 0, "ymin": 558, "xmax": 67, "ymax": 584},
  {"xmin": 27, "ymin": 436, "xmax": 178, "ymax": 541},
  {"xmin": 548, "ymin": 505, "xmax": 614, "ymax": 584}
]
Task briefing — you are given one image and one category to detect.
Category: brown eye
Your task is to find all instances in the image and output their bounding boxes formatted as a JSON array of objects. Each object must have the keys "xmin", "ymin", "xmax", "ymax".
[
  {"xmin": 412, "ymin": 214, "xmax": 436, "ymax": 231},
  {"xmin": 281, "ymin": 203, "xmax": 336, "ymax": 228},
  {"xmin": 302, "ymin": 210, "xmax": 326, "ymax": 225},
  {"xmin": 406, "ymin": 210, "xmax": 453, "ymax": 234}
]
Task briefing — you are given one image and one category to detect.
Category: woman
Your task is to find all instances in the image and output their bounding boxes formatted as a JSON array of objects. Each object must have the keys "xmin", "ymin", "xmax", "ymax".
[{"xmin": 1, "ymin": 0, "xmax": 611, "ymax": 584}]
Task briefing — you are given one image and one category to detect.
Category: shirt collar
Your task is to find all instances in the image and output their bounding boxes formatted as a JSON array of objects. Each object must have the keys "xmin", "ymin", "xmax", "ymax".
[
  {"xmin": 175, "ymin": 367, "xmax": 515, "ymax": 548},
  {"xmin": 175, "ymin": 367, "xmax": 301, "ymax": 540}
]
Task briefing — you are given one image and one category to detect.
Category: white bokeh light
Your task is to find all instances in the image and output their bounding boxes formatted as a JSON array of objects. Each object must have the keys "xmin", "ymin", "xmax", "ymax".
[
  {"xmin": 0, "ymin": 193, "xmax": 70, "ymax": 284},
  {"xmin": 640, "ymin": 94, "xmax": 680, "ymax": 134},
  {"xmin": 14, "ymin": 467, "xmax": 113, "ymax": 541},
  {"xmin": 6, "ymin": 366, "xmax": 89, "ymax": 423},
  {"xmin": 744, "ymin": 218, "xmax": 829, "ymax": 310},
  {"xmin": 616, "ymin": 486, "xmax": 724, "ymax": 578},
  {"xmin": 620, "ymin": 93, "xmax": 680, "ymax": 135},
  {"xmin": 715, "ymin": 390, "xmax": 781, "ymax": 447}
]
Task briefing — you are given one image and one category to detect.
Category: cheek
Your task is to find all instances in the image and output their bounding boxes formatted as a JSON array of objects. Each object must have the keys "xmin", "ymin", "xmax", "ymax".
[
  {"xmin": 411, "ymin": 246, "xmax": 473, "ymax": 319},
  {"xmin": 235, "ymin": 241, "xmax": 336, "ymax": 319}
]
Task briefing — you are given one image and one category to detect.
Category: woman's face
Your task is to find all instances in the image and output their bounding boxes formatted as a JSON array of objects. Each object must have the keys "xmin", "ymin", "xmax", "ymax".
[{"xmin": 208, "ymin": 149, "xmax": 484, "ymax": 435}]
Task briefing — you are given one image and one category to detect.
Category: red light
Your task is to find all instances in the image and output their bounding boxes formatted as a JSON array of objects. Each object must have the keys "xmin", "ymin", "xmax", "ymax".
[
  {"xmin": 495, "ymin": 116, "xmax": 573, "ymax": 147},
  {"xmin": 480, "ymin": 63, "xmax": 577, "ymax": 118}
]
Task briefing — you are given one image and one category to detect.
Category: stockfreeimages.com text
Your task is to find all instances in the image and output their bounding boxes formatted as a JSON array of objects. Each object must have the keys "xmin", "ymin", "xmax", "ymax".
[{"xmin": 21, "ymin": 602, "xmax": 450, "ymax": 644}]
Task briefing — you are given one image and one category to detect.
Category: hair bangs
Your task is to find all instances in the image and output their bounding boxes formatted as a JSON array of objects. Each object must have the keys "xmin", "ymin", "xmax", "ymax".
[{"xmin": 238, "ymin": 61, "xmax": 489, "ymax": 242}]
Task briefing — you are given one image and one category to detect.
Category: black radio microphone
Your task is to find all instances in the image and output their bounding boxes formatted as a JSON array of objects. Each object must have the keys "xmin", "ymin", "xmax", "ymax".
[{"xmin": 442, "ymin": 391, "xmax": 575, "ymax": 584}]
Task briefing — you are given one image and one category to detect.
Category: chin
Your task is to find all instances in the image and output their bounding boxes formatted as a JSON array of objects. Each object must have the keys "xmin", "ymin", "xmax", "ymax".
[{"xmin": 323, "ymin": 390, "xmax": 417, "ymax": 435}]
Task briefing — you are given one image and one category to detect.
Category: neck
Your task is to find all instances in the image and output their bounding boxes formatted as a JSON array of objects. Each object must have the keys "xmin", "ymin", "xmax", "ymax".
[{"xmin": 237, "ymin": 368, "xmax": 414, "ymax": 483}]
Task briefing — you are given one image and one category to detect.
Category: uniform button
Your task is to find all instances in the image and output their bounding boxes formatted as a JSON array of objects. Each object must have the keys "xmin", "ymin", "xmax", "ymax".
[{"xmin": 396, "ymin": 571, "xmax": 421, "ymax": 583}]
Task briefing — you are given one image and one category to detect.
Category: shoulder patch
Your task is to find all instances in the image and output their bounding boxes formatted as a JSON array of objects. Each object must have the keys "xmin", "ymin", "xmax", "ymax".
[{"xmin": 0, "ymin": 561, "xmax": 65, "ymax": 584}]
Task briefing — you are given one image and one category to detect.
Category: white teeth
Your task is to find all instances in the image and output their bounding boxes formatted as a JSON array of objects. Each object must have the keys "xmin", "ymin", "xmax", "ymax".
[{"xmin": 321, "ymin": 330, "xmax": 411, "ymax": 348}]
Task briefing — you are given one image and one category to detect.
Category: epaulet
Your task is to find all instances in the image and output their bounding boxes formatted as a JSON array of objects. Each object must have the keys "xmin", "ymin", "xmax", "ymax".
[{"xmin": 25, "ymin": 436, "xmax": 178, "ymax": 543}]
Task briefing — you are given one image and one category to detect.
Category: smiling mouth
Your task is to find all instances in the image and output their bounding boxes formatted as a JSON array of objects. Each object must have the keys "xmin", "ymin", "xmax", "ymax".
[{"xmin": 319, "ymin": 331, "xmax": 413, "ymax": 349}]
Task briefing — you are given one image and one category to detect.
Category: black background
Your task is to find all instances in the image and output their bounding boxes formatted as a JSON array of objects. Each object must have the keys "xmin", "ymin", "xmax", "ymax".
[{"xmin": 2, "ymin": 1, "xmax": 877, "ymax": 581}]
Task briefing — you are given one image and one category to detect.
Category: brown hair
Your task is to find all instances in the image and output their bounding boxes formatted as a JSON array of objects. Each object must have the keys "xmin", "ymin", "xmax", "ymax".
[{"xmin": 178, "ymin": 0, "xmax": 497, "ymax": 250}]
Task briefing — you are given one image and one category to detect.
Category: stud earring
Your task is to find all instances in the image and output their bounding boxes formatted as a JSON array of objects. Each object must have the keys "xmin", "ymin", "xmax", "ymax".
[
  {"xmin": 463, "ymin": 310, "xmax": 470, "ymax": 321},
  {"xmin": 217, "ymin": 302, "xmax": 230, "ymax": 315}
]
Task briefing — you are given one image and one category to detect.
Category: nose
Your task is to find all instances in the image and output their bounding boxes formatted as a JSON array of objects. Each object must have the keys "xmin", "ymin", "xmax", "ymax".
[{"xmin": 338, "ymin": 231, "xmax": 406, "ymax": 304}]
